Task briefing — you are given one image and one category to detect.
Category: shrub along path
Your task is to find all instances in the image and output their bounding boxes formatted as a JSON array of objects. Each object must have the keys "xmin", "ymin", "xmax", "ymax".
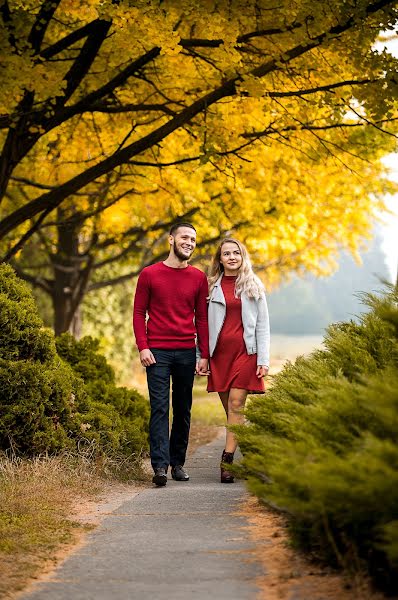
[{"xmin": 21, "ymin": 434, "xmax": 262, "ymax": 600}]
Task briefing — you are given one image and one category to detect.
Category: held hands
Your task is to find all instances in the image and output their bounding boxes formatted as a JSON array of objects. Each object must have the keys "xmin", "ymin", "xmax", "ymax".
[
  {"xmin": 256, "ymin": 365, "xmax": 269, "ymax": 379},
  {"xmin": 140, "ymin": 349, "xmax": 156, "ymax": 367},
  {"xmin": 196, "ymin": 358, "xmax": 210, "ymax": 376},
  {"xmin": 140, "ymin": 350, "xmax": 210, "ymax": 375}
]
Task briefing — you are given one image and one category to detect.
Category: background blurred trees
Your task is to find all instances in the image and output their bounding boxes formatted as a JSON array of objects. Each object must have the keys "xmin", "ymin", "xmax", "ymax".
[
  {"xmin": 1, "ymin": 0, "xmax": 397, "ymax": 334},
  {"xmin": 267, "ymin": 229, "xmax": 391, "ymax": 334}
]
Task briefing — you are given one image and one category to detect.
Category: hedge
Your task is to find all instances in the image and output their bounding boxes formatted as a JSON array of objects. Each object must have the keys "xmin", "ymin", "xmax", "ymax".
[
  {"xmin": 0, "ymin": 264, "xmax": 149, "ymax": 461},
  {"xmin": 236, "ymin": 287, "xmax": 398, "ymax": 593},
  {"xmin": 56, "ymin": 333, "xmax": 149, "ymax": 457}
]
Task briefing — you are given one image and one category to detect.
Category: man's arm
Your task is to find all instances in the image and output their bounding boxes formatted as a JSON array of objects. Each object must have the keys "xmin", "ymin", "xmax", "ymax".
[
  {"xmin": 133, "ymin": 269, "xmax": 156, "ymax": 366},
  {"xmin": 195, "ymin": 274, "xmax": 210, "ymax": 374}
]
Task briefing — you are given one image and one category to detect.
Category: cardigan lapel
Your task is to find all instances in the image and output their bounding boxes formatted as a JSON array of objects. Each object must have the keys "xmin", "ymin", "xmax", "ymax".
[{"xmin": 210, "ymin": 275, "xmax": 226, "ymax": 305}]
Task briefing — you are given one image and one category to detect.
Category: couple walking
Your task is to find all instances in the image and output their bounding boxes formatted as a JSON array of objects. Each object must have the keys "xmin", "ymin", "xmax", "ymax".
[{"xmin": 133, "ymin": 223, "xmax": 270, "ymax": 486}]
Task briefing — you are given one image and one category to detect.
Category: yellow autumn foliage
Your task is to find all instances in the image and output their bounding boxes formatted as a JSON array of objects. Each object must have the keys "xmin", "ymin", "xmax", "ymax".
[{"xmin": 0, "ymin": 0, "xmax": 397, "ymax": 292}]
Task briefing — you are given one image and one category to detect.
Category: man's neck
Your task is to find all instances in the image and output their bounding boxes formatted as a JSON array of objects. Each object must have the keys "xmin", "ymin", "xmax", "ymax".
[{"xmin": 163, "ymin": 255, "xmax": 188, "ymax": 269}]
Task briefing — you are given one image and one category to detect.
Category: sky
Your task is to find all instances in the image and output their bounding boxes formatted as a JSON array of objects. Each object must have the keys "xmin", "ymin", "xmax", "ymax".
[
  {"xmin": 374, "ymin": 34, "xmax": 398, "ymax": 283},
  {"xmin": 380, "ymin": 154, "xmax": 398, "ymax": 283}
]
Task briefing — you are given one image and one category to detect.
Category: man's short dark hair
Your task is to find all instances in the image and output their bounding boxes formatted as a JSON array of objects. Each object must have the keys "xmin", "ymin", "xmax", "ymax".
[{"xmin": 169, "ymin": 222, "xmax": 196, "ymax": 236}]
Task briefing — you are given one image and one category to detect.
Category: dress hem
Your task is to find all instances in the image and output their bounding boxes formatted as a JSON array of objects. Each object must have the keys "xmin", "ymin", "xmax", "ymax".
[{"xmin": 207, "ymin": 387, "xmax": 265, "ymax": 394}]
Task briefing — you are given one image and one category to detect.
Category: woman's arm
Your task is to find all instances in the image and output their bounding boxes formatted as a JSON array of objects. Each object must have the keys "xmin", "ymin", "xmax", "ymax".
[{"xmin": 255, "ymin": 292, "xmax": 270, "ymax": 368}]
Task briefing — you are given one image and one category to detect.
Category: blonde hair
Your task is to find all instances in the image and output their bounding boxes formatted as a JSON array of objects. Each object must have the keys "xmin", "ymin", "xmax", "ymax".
[{"xmin": 208, "ymin": 238, "xmax": 264, "ymax": 299}]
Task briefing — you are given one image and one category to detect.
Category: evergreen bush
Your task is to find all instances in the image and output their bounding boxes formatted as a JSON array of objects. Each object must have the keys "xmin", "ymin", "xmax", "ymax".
[
  {"xmin": 236, "ymin": 287, "xmax": 398, "ymax": 593},
  {"xmin": 0, "ymin": 264, "xmax": 149, "ymax": 462},
  {"xmin": 0, "ymin": 264, "xmax": 82, "ymax": 453},
  {"xmin": 55, "ymin": 333, "xmax": 149, "ymax": 456}
]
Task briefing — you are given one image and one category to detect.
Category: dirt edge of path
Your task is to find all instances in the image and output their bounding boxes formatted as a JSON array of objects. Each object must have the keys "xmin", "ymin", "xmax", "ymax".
[{"xmin": 239, "ymin": 495, "xmax": 385, "ymax": 600}]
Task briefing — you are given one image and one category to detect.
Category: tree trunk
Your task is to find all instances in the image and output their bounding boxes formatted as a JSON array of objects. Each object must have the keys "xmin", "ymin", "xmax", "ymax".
[
  {"xmin": 69, "ymin": 305, "xmax": 82, "ymax": 339},
  {"xmin": 52, "ymin": 210, "xmax": 90, "ymax": 336}
]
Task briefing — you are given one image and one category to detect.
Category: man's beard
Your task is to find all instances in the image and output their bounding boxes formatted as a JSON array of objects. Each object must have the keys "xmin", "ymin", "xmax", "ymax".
[{"xmin": 174, "ymin": 241, "xmax": 193, "ymax": 261}]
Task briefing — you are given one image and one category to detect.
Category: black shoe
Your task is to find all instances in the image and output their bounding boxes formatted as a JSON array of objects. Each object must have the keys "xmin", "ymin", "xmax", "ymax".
[
  {"xmin": 171, "ymin": 465, "xmax": 189, "ymax": 481},
  {"xmin": 152, "ymin": 467, "xmax": 167, "ymax": 486}
]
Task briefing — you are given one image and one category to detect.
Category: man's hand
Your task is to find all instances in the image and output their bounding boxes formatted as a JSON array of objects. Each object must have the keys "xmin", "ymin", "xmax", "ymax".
[
  {"xmin": 196, "ymin": 358, "xmax": 209, "ymax": 376},
  {"xmin": 140, "ymin": 349, "xmax": 156, "ymax": 367},
  {"xmin": 256, "ymin": 365, "xmax": 269, "ymax": 379}
]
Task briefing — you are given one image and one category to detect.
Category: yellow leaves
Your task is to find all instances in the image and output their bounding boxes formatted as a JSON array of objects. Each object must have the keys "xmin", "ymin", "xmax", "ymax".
[
  {"xmin": 1, "ymin": 0, "xmax": 397, "ymax": 291},
  {"xmin": 238, "ymin": 75, "xmax": 265, "ymax": 98},
  {"xmin": 99, "ymin": 197, "xmax": 138, "ymax": 236},
  {"xmin": 108, "ymin": 3, "xmax": 182, "ymax": 56},
  {"xmin": 56, "ymin": 0, "xmax": 99, "ymax": 21},
  {"xmin": 28, "ymin": 125, "xmax": 45, "ymax": 134},
  {"xmin": 160, "ymin": 35, "xmax": 182, "ymax": 57}
]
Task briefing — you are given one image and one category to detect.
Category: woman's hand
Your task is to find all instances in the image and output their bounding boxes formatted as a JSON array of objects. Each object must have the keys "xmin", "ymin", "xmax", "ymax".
[
  {"xmin": 256, "ymin": 365, "xmax": 269, "ymax": 379},
  {"xmin": 196, "ymin": 358, "xmax": 210, "ymax": 376}
]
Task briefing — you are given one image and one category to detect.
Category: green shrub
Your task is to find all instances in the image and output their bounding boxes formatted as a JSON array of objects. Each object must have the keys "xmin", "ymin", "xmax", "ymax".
[
  {"xmin": 0, "ymin": 264, "xmax": 84, "ymax": 454},
  {"xmin": 0, "ymin": 267, "xmax": 56, "ymax": 363},
  {"xmin": 56, "ymin": 333, "xmax": 149, "ymax": 456},
  {"xmin": 55, "ymin": 334, "xmax": 115, "ymax": 384},
  {"xmin": 0, "ymin": 265, "xmax": 149, "ymax": 463},
  {"xmin": 236, "ymin": 286, "xmax": 398, "ymax": 593}
]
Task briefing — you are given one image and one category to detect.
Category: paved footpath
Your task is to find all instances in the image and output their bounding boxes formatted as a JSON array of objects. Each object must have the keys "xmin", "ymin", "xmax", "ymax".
[{"xmin": 23, "ymin": 435, "xmax": 263, "ymax": 600}]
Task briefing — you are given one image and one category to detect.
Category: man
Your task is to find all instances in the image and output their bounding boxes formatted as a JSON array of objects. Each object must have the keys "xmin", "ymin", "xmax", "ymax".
[{"xmin": 133, "ymin": 223, "xmax": 209, "ymax": 486}]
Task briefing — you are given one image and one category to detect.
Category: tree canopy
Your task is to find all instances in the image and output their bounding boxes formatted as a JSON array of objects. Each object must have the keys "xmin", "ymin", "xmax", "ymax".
[{"xmin": 1, "ymin": 0, "xmax": 397, "ymax": 332}]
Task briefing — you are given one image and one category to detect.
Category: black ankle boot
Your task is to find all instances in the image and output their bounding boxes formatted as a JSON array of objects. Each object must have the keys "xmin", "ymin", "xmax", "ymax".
[{"xmin": 220, "ymin": 450, "xmax": 235, "ymax": 483}]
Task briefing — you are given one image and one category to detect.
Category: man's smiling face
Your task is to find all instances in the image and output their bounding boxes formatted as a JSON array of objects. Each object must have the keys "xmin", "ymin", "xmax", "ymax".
[{"xmin": 171, "ymin": 226, "xmax": 197, "ymax": 261}]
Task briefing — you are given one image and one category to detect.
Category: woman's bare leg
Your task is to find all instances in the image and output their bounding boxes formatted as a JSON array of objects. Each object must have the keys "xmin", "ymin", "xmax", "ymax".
[
  {"xmin": 225, "ymin": 388, "xmax": 248, "ymax": 453},
  {"xmin": 218, "ymin": 392, "xmax": 229, "ymax": 416}
]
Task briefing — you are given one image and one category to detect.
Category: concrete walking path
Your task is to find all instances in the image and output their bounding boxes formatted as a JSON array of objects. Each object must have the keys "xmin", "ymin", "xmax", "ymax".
[{"xmin": 23, "ymin": 434, "xmax": 263, "ymax": 599}]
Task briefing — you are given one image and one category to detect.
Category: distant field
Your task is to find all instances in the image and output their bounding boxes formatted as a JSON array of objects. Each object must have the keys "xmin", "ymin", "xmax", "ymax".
[{"xmin": 270, "ymin": 334, "xmax": 324, "ymax": 374}]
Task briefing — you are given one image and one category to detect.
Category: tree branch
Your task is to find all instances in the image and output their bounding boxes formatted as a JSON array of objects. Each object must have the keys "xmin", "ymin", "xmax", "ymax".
[
  {"xmin": 267, "ymin": 78, "xmax": 375, "ymax": 98},
  {"xmin": 0, "ymin": 115, "xmax": 10, "ymax": 129},
  {"xmin": 0, "ymin": 1, "xmax": 17, "ymax": 50},
  {"xmin": 59, "ymin": 47, "xmax": 161, "ymax": 119},
  {"xmin": 2, "ymin": 204, "xmax": 55, "ymax": 262},
  {"xmin": 57, "ymin": 20, "xmax": 112, "ymax": 107},
  {"xmin": 40, "ymin": 20, "xmax": 104, "ymax": 59},
  {"xmin": 87, "ymin": 102, "xmax": 177, "ymax": 116},
  {"xmin": 348, "ymin": 105, "xmax": 398, "ymax": 139},
  {"xmin": 179, "ymin": 23, "xmax": 302, "ymax": 48},
  {"xmin": 28, "ymin": 0, "xmax": 62, "ymax": 55},
  {"xmin": 10, "ymin": 262, "xmax": 53, "ymax": 294},
  {"xmin": 242, "ymin": 117, "xmax": 398, "ymax": 139}
]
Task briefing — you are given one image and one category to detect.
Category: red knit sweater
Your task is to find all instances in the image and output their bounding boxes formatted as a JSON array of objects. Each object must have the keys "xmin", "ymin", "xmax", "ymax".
[{"xmin": 133, "ymin": 262, "xmax": 209, "ymax": 358}]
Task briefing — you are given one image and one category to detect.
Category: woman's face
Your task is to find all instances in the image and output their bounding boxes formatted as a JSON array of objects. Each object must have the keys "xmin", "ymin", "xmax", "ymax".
[{"xmin": 220, "ymin": 242, "xmax": 243, "ymax": 275}]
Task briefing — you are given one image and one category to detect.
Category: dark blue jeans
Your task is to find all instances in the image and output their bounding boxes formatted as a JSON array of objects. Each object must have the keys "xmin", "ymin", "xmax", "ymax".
[{"xmin": 146, "ymin": 348, "xmax": 196, "ymax": 471}]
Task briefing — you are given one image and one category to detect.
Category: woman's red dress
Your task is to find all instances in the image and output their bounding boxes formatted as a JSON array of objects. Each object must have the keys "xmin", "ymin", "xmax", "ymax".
[{"xmin": 207, "ymin": 275, "xmax": 265, "ymax": 393}]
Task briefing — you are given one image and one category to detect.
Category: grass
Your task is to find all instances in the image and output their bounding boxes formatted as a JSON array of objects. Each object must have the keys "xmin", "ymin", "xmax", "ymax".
[
  {"xmin": 192, "ymin": 378, "xmax": 226, "ymax": 426},
  {"xmin": 189, "ymin": 378, "xmax": 226, "ymax": 451},
  {"xmin": 0, "ymin": 448, "xmax": 146, "ymax": 598}
]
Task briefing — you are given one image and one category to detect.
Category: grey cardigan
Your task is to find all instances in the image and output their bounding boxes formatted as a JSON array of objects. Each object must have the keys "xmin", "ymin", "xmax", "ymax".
[{"xmin": 208, "ymin": 275, "xmax": 270, "ymax": 367}]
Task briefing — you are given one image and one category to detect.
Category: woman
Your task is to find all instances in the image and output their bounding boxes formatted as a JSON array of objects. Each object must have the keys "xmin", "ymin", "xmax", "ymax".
[{"xmin": 207, "ymin": 238, "xmax": 270, "ymax": 483}]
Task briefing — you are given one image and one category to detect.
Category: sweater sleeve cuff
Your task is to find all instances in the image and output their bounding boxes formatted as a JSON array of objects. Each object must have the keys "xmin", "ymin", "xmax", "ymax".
[{"xmin": 137, "ymin": 339, "xmax": 149, "ymax": 351}]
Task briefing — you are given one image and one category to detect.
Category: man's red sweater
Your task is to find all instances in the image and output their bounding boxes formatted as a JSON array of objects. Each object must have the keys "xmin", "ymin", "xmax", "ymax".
[{"xmin": 133, "ymin": 262, "xmax": 209, "ymax": 358}]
